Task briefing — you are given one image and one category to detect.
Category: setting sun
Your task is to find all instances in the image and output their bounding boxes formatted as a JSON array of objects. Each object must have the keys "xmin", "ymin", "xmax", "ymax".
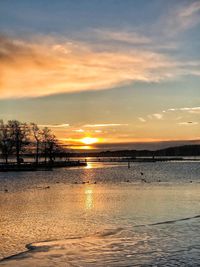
[{"xmin": 81, "ymin": 137, "xmax": 99, "ymax": 145}]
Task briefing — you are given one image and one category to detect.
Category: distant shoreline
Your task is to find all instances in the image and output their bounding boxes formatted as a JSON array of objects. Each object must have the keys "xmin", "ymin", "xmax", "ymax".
[
  {"xmin": 0, "ymin": 144, "xmax": 199, "ymax": 171},
  {"xmin": 15, "ymin": 144, "xmax": 200, "ymax": 158}
]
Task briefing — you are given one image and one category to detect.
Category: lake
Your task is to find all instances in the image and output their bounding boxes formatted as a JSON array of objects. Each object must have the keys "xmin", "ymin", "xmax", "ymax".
[{"xmin": 0, "ymin": 161, "xmax": 200, "ymax": 266}]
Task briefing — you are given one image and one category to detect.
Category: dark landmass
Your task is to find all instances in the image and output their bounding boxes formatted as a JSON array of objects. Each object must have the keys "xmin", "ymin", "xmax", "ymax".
[
  {"xmin": 8, "ymin": 144, "xmax": 200, "ymax": 158},
  {"xmin": 64, "ymin": 144, "xmax": 200, "ymax": 158}
]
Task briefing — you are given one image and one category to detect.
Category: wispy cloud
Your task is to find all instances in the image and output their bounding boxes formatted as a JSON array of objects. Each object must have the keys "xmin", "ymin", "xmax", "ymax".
[
  {"xmin": 165, "ymin": 107, "xmax": 200, "ymax": 114},
  {"xmin": 164, "ymin": 1, "xmax": 200, "ymax": 35},
  {"xmin": 145, "ymin": 113, "xmax": 164, "ymax": 121},
  {"xmin": 38, "ymin": 123, "xmax": 69, "ymax": 128},
  {"xmin": 178, "ymin": 121, "xmax": 199, "ymax": 126},
  {"xmin": 93, "ymin": 28, "xmax": 151, "ymax": 44},
  {"xmin": 152, "ymin": 113, "xmax": 163, "ymax": 120},
  {"xmin": 179, "ymin": 107, "xmax": 200, "ymax": 114},
  {"xmin": 72, "ymin": 129, "xmax": 85, "ymax": 133},
  {"xmin": 0, "ymin": 33, "xmax": 199, "ymax": 99},
  {"xmin": 180, "ymin": 1, "xmax": 200, "ymax": 17},
  {"xmin": 138, "ymin": 117, "xmax": 146, "ymax": 123},
  {"xmin": 84, "ymin": 123, "xmax": 127, "ymax": 128}
]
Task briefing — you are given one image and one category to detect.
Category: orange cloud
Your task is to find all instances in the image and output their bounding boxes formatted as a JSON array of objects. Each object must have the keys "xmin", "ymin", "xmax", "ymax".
[{"xmin": 0, "ymin": 34, "xmax": 199, "ymax": 99}]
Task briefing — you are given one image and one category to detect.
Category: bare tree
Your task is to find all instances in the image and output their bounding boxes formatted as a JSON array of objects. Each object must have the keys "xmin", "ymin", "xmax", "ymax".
[
  {"xmin": 0, "ymin": 120, "xmax": 65, "ymax": 167},
  {"xmin": 41, "ymin": 127, "xmax": 58, "ymax": 164},
  {"xmin": 0, "ymin": 120, "xmax": 14, "ymax": 164},
  {"xmin": 8, "ymin": 120, "xmax": 30, "ymax": 165},
  {"xmin": 31, "ymin": 123, "xmax": 42, "ymax": 165}
]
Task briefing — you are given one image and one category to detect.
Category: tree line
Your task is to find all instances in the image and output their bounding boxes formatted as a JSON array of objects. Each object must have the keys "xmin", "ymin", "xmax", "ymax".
[{"xmin": 0, "ymin": 120, "xmax": 63, "ymax": 165}]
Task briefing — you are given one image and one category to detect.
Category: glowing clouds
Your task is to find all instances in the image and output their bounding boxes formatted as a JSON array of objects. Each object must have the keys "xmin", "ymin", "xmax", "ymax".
[{"xmin": 0, "ymin": 34, "xmax": 194, "ymax": 99}]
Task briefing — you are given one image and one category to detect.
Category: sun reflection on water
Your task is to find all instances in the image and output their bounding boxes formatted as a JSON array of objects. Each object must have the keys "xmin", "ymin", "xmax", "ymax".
[
  {"xmin": 84, "ymin": 187, "xmax": 94, "ymax": 210},
  {"xmin": 84, "ymin": 162, "xmax": 93, "ymax": 169}
]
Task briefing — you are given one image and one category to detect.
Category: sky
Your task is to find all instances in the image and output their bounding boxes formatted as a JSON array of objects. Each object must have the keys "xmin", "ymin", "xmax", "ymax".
[{"xmin": 0, "ymin": 0, "xmax": 199, "ymax": 150}]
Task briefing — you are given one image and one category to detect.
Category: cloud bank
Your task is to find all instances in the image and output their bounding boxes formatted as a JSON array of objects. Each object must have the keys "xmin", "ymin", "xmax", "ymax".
[{"xmin": 0, "ymin": 32, "xmax": 199, "ymax": 99}]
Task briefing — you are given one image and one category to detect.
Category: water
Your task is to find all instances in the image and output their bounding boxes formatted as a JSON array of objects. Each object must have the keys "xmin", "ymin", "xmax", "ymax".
[{"xmin": 0, "ymin": 161, "xmax": 200, "ymax": 266}]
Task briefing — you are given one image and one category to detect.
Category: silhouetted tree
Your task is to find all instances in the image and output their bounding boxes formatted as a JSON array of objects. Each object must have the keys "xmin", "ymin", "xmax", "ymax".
[
  {"xmin": 8, "ymin": 120, "xmax": 30, "ymax": 165},
  {"xmin": 41, "ymin": 127, "xmax": 58, "ymax": 164},
  {"xmin": 0, "ymin": 120, "xmax": 14, "ymax": 164},
  {"xmin": 31, "ymin": 123, "xmax": 42, "ymax": 165},
  {"xmin": 0, "ymin": 120, "xmax": 66, "ymax": 166}
]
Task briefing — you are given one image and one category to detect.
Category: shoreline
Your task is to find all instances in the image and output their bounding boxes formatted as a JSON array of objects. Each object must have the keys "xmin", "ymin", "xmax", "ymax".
[{"xmin": 0, "ymin": 161, "xmax": 87, "ymax": 172}]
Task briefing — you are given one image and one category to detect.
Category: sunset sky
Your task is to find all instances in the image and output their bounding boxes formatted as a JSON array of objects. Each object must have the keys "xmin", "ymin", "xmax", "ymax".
[{"xmin": 0, "ymin": 0, "xmax": 199, "ymax": 150}]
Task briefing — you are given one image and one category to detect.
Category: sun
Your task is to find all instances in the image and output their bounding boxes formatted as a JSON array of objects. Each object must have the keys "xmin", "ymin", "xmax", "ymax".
[{"xmin": 81, "ymin": 137, "xmax": 99, "ymax": 145}]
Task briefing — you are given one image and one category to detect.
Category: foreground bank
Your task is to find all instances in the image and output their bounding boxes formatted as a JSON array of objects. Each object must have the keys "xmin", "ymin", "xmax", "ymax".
[{"xmin": 0, "ymin": 161, "xmax": 87, "ymax": 172}]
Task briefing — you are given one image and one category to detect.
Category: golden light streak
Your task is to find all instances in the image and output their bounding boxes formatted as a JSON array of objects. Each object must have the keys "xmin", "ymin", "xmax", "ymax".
[
  {"xmin": 75, "ymin": 145, "xmax": 93, "ymax": 150},
  {"xmin": 84, "ymin": 187, "xmax": 94, "ymax": 210}
]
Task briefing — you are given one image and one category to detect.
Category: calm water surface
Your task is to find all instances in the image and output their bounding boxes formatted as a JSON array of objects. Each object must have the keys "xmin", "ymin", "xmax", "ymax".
[{"xmin": 0, "ymin": 161, "xmax": 200, "ymax": 266}]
